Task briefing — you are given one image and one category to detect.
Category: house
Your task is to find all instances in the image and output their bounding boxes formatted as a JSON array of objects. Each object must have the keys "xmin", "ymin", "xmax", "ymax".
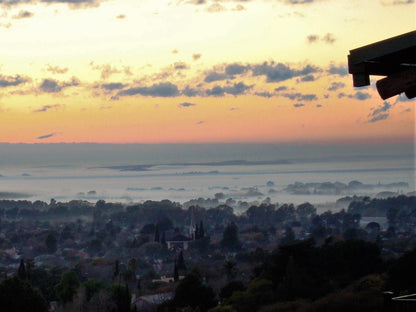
[{"xmin": 166, "ymin": 234, "xmax": 192, "ymax": 251}]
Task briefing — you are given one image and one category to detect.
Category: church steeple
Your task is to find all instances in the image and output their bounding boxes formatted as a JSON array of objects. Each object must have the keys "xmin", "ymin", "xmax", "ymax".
[{"xmin": 189, "ymin": 207, "xmax": 196, "ymax": 240}]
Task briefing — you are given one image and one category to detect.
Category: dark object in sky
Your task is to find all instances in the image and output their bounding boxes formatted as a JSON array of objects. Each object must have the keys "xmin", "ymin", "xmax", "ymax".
[{"xmin": 348, "ymin": 31, "xmax": 416, "ymax": 100}]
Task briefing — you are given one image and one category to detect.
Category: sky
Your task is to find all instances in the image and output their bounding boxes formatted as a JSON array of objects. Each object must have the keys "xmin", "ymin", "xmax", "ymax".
[{"xmin": 0, "ymin": 0, "xmax": 414, "ymax": 144}]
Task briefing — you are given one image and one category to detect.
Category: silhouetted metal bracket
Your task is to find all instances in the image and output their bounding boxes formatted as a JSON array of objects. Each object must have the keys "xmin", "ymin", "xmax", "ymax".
[{"xmin": 348, "ymin": 31, "xmax": 416, "ymax": 100}]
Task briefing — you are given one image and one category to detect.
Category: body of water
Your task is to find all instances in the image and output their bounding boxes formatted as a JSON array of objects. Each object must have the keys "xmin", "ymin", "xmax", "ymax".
[{"xmin": 0, "ymin": 150, "xmax": 414, "ymax": 209}]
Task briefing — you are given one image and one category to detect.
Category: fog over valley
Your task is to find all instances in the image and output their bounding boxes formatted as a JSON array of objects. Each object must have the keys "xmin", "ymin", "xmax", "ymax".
[{"xmin": 0, "ymin": 143, "xmax": 414, "ymax": 209}]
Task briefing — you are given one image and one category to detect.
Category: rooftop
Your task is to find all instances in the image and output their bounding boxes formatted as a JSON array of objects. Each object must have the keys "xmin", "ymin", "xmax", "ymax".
[{"xmin": 348, "ymin": 31, "xmax": 416, "ymax": 100}]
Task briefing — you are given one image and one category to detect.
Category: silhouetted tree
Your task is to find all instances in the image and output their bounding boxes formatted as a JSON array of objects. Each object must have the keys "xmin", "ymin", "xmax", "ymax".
[
  {"xmin": 219, "ymin": 280, "xmax": 246, "ymax": 301},
  {"xmin": 280, "ymin": 227, "xmax": 295, "ymax": 245},
  {"xmin": 157, "ymin": 216, "xmax": 174, "ymax": 232},
  {"xmin": 0, "ymin": 277, "xmax": 48, "ymax": 312},
  {"xmin": 161, "ymin": 231, "xmax": 166, "ymax": 247},
  {"xmin": 154, "ymin": 224, "xmax": 160, "ymax": 242},
  {"xmin": 45, "ymin": 233, "xmax": 57, "ymax": 254},
  {"xmin": 223, "ymin": 258, "xmax": 237, "ymax": 281},
  {"xmin": 113, "ymin": 260, "xmax": 120, "ymax": 280},
  {"xmin": 83, "ymin": 279, "xmax": 105, "ymax": 302},
  {"xmin": 387, "ymin": 247, "xmax": 416, "ymax": 293},
  {"xmin": 177, "ymin": 250, "xmax": 186, "ymax": 271},
  {"xmin": 55, "ymin": 271, "xmax": 80, "ymax": 305},
  {"xmin": 140, "ymin": 223, "xmax": 155, "ymax": 235},
  {"xmin": 25, "ymin": 259, "xmax": 34, "ymax": 282},
  {"xmin": 174, "ymin": 261, "xmax": 179, "ymax": 282},
  {"xmin": 128, "ymin": 258, "xmax": 138, "ymax": 273},
  {"xmin": 110, "ymin": 284, "xmax": 131, "ymax": 312},
  {"xmin": 199, "ymin": 220, "xmax": 205, "ymax": 238},
  {"xmin": 226, "ymin": 278, "xmax": 274, "ymax": 312},
  {"xmin": 195, "ymin": 223, "xmax": 200, "ymax": 239},
  {"xmin": 170, "ymin": 268, "xmax": 217, "ymax": 312},
  {"xmin": 17, "ymin": 259, "xmax": 26, "ymax": 280},
  {"xmin": 60, "ymin": 225, "xmax": 73, "ymax": 241},
  {"xmin": 221, "ymin": 222, "xmax": 241, "ymax": 251}
]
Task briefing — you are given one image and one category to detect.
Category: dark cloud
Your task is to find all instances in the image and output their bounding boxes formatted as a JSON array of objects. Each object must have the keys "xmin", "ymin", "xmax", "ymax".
[
  {"xmin": 328, "ymin": 81, "xmax": 345, "ymax": 91},
  {"xmin": 0, "ymin": 74, "xmax": 29, "ymax": 87},
  {"xmin": 40, "ymin": 0, "xmax": 104, "ymax": 8},
  {"xmin": 39, "ymin": 77, "xmax": 79, "ymax": 93},
  {"xmin": 206, "ymin": 85, "xmax": 225, "ymax": 96},
  {"xmin": 101, "ymin": 82, "xmax": 126, "ymax": 90},
  {"xmin": 174, "ymin": 62, "xmax": 189, "ymax": 70},
  {"xmin": 299, "ymin": 74, "xmax": 315, "ymax": 82},
  {"xmin": 368, "ymin": 101, "xmax": 391, "ymax": 123},
  {"xmin": 322, "ymin": 33, "xmax": 336, "ymax": 44},
  {"xmin": 225, "ymin": 63, "xmax": 249, "ymax": 76},
  {"xmin": 224, "ymin": 82, "xmax": 252, "ymax": 96},
  {"xmin": 316, "ymin": 104, "xmax": 322, "ymax": 108},
  {"xmin": 204, "ymin": 71, "xmax": 228, "ymax": 83},
  {"xmin": 178, "ymin": 102, "xmax": 196, "ymax": 107},
  {"xmin": 33, "ymin": 104, "xmax": 61, "ymax": 113},
  {"xmin": 369, "ymin": 113, "xmax": 389, "ymax": 123},
  {"xmin": 192, "ymin": 53, "xmax": 201, "ymax": 61},
  {"xmin": 307, "ymin": 34, "xmax": 319, "ymax": 43},
  {"xmin": 274, "ymin": 86, "xmax": 288, "ymax": 92},
  {"xmin": 354, "ymin": 91, "xmax": 371, "ymax": 101},
  {"xmin": 206, "ymin": 82, "xmax": 252, "ymax": 97},
  {"xmin": 372, "ymin": 101, "xmax": 391, "ymax": 115},
  {"xmin": 46, "ymin": 64, "xmax": 68, "ymax": 74},
  {"xmin": 281, "ymin": 92, "xmax": 317, "ymax": 101},
  {"xmin": 39, "ymin": 79, "xmax": 61, "ymax": 93},
  {"xmin": 36, "ymin": 132, "xmax": 58, "ymax": 140},
  {"xmin": 395, "ymin": 93, "xmax": 416, "ymax": 103},
  {"xmin": 204, "ymin": 63, "xmax": 249, "ymax": 83},
  {"xmin": 381, "ymin": 0, "xmax": 414, "ymax": 5},
  {"xmin": 196, "ymin": 120, "xmax": 204, "ymax": 124},
  {"xmin": 327, "ymin": 63, "xmax": 348, "ymax": 76},
  {"xmin": 307, "ymin": 33, "xmax": 335, "ymax": 44},
  {"xmin": 117, "ymin": 82, "xmax": 179, "ymax": 97},
  {"xmin": 252, "ymin": 62, "xmax": 320, "ymax": 83},
  {"xmin": 255, "ymin": 91, "xmax": 274, "ymax": 98},
  {"xmin": 203, "ymin": 61, "xmax": 319, "ymax": 85},
  {"xmin": 337, "ymin": 91, "xmax": 372, "ymax": 100},
  {"xmin": 12, "ymin": 10, "xmax": 34, "ymax": 19},
  {"xmin": 1, "ymin": 0, "xmax": 105, "ymax": 8},
  {"xmin": 300, "ymin": 94, "xmax": 318, "ymax": 101},
  {"xmin": 182, "ymin": 85, "xmax": 201, "ymax": 97},
  {"xmin": 293, "ymin": 103, "xmax": 305, "ymax": 107},
  {"xmin": 187, "ymin": 0, "xmax": 206, "ymax": 4}
]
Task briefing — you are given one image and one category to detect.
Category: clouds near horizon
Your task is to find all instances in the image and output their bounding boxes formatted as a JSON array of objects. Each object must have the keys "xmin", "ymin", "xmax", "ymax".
[
  {"xmin": 36, "ymin": 132, "xmax": 59, "ymax": 140},
  {"xmin": 39, "ymin": 77, "xmax": 79, "ymax": 93},
  {"xmin": 368, "ymin": 101, "xmax": 392, "ymax": 123}
]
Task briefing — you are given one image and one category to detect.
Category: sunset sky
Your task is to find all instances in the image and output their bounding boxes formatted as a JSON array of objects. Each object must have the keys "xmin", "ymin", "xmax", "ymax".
[{"xmin": 0, "ymin": 0, "xmax": 414, "ymax": 144}]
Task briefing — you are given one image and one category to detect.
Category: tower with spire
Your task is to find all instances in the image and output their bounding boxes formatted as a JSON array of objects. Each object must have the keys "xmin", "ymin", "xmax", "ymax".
[{"xmin": 189, "ymin": 207, "xmax": 196, "ymax": 240}]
